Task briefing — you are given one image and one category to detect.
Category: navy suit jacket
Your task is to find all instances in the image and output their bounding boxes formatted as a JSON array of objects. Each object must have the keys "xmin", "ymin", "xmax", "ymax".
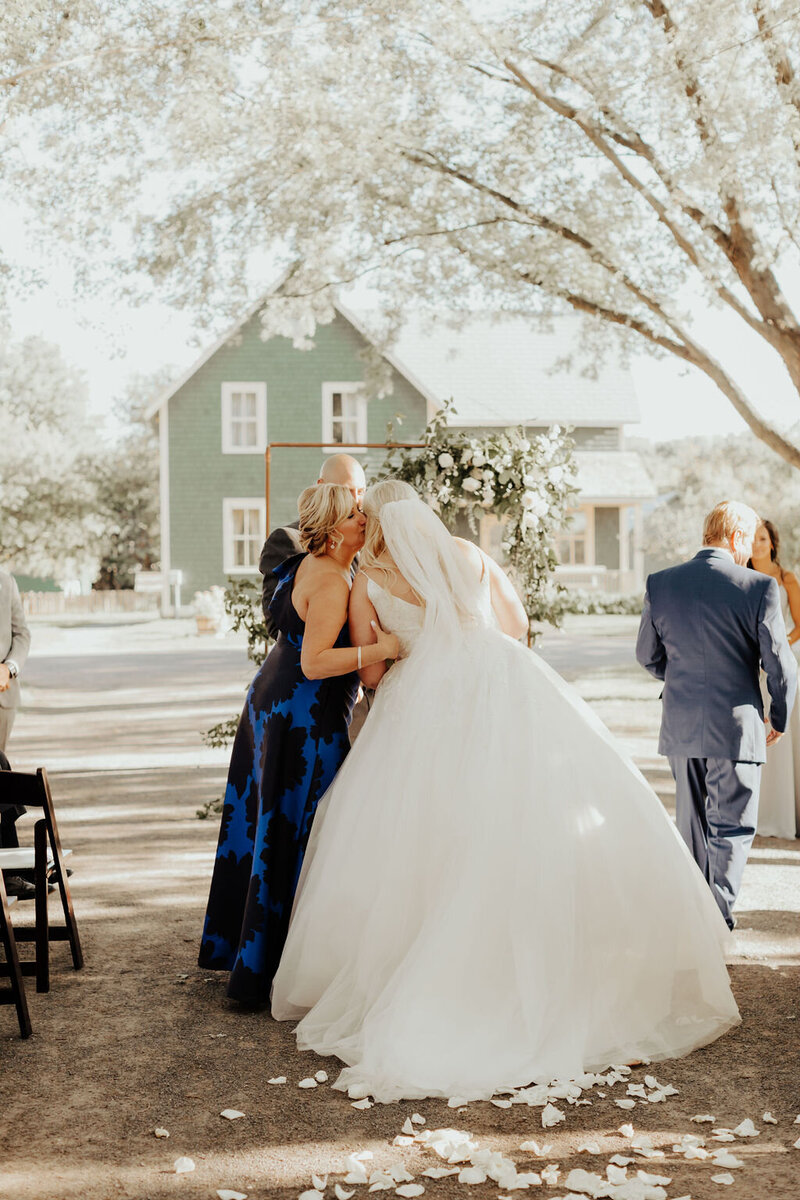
[{"xmin": 636, "ymin": 548, "xmax": 797, "ymax": 762}]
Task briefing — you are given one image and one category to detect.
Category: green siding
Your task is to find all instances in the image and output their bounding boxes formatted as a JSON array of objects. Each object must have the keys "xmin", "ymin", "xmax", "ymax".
[{"xmin": 167, "ymin": 309, "xmax": 428, "ymax": 593}]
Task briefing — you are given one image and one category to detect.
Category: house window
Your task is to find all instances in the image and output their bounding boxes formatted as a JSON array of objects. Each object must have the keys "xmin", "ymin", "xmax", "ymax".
[
  {"xmin": 221, "ymin": 382, "xmax": 267, "ymax": 454},
  {"xmin": 222, "ymin": 499, "xmax": 266, "ymax": 574},
  {"xmin": 322, "ymin": 382, "xmax": 367, "ymax": 450},
  {"xmin": 556, "ymin": 508, "xmax": 589, "ymax": 566}
]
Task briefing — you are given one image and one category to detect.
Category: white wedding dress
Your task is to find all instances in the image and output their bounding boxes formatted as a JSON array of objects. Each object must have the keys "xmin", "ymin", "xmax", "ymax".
[
  {"xmin": 271, "ymin": 500, "xmax": 740, "ymax": 1103},
  {"xmin": 758, "ymin": 582, "xmax": 800, "ymax": 838}
]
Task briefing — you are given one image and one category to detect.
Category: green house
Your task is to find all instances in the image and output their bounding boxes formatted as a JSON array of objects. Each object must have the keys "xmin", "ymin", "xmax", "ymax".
[
  {"xmin": 148, "ymin": 303, "xmax": 655, "ymax": 610},
  {"xmin": 146, "ymin": 300, "xmax": 432, "ymax": 608}
]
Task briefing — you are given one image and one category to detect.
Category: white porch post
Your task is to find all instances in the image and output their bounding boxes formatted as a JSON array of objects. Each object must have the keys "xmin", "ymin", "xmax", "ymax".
[
  {"xmin": 633, "ymin": 502, "xmax": 645, "ymax": 590},
  {"xmin": 158, "ymin": 402, "xmax": 172, "ymax": 615},
  {"xmin": 618, "ymin": 505, "xmax": 630, "ymax": 576}
]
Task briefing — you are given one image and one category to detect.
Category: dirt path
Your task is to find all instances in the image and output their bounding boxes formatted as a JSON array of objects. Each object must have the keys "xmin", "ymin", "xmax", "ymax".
[{"xmin": 1, "ymin": 617, "xmax": 798, "ymax": 1200}]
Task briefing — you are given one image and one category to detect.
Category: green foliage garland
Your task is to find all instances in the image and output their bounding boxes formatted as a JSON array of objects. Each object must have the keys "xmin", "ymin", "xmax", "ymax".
[{"xmin": 380, "ymin": 401, "xmax": 577, "ymax": 625}]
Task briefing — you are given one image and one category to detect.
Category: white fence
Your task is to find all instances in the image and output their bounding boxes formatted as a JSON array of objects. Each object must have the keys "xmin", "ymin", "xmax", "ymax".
[
  {"xmin": 21, "ymin": 591, "xmax": 161, "ymax": 617},
  {"xmin": 555, "ymin": 567, "xmax": 640, "ymax": 594}
]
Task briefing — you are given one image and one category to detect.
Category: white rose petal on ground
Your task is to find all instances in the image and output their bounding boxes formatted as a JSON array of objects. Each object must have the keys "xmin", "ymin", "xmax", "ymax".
[
  {"xmin": 314, "ymin": 1070, "xmax": 328, "ymax": 1083},
  {"xmin": 564, "ymin": 1167, "xmax": 608, "ymax": 1196},
  {"xmin": 607, "ymin": 1164, "xmax": 628, "ymax": 1184},
  {"xmin": 519, "ymin": 1140, "xmax": 552, "ymax": 1156},
  {"xmin": 627, "ymin": 1084, "xmax": 648, "ymax": 1099},
  {"xmin": 268, "ymin": 1076, "xmax": 287, "ymax": 1085},
  {"xmin": 312, "ymin": 1174, "xmax": 328, "ymax": 1190},
  {"xmin": 153, "ymin": 1128, "xmax": 169, "ymax": 1138},
  {"xmin": 763, "ymin": 1112, "xmax": 778, "ymax": 1123},
  {"xmin": 458, "ymin": 1167, "xmax": 487, "ymax": 1185},
  {"xmin": 733, "ymin": 1119, "xmax": 759, "ymax": 1137},
  {"xmin": 411, "ymin": 1114, "xmax": 426, "ymax": 1125},
  {"xmin": 711, "ymin": 1130, "xmax": 736, "ymax": 1142},
  {"xmin": 401, "ymin": 1118, "xmax": 416, "ymax": 1135},
  {"xmin": 578, "ymin": 1142, "xmax": 602, "ymax": 1154},
  {"xmin": 387, "ymin": 1165, "xmax": 414, "ymax": 1183},
  {"xmin": 351, "ymin": 1098, "xmax": 373, "ymax": 1110},
  {"xmin": 447, "ymin": 1096, "xmax": 471, "ymax": 1108},
  {"xmin": 683, "ymin": 1145, "xmax": 709, "ymax": 1160},
  {"xmin": 298, "ymin": 1078, "xmax": 318, "ymax": 1089},
  {"xmin": 395, "ymin": 1187, "xmax": 425, "ymax": 1199},
  {"xmin": 367, "ymin": 1170, "xmax": 395, "ymax": 1190},
  {"xmin": 217, "ymin": 1191, "xmax": 247, "ymax": 1200},
  {"xmin": 392, "ymin": 1135, "xmax": 415, "ymax": 1147},
  {"xmin": 712, "ymin": 1152, "xmax": 744, "ymax": 1168},
  {"xmin": 298, "ymin": 1191, "xmax": 324, "ymax": 1200},
  {"xmin": 492, "ymin": 1099, "xmax": 513, "ymax": 1109},
  {"xmin": 540, "ymin": 1164, "xmax": 560, "ymax": 1185},
  {"xmin": 795, "ymin": 1115, "xmax": 800, "ymax": 1124},
  {"xmin": 636, "ymin": 1170, "xmax": 671, "ymax": 1185},
  {"xmin": 173, "ymin": 1157, "xmax": 195, "ymax": 1174},
  {"xmin": 615, "ymin": 1099, "xmax": 636, "ymax": 1110},
  {"xmin": 618, "ymin": 1124, "xmax": 635, "ymax": 1138},
  {"xmin": 422, "ymin": 1167, "xmax": 459, "ymax": 1179},
  {"xmin": 335, "ymin": 1188, "xmax": 355, "ymax": 1200},
  {"xmin": 541, "ymin": 1103, "xmax": 565, "ymax": 1128},
  {"xmin": 711, "ymin": 1173, "xmax": 735, "ymax": 1185},
  {"xmin": 690, "ymin": 1114, "xmax": 716, "ymax": 1123},
  {"xmin": 609, "ymin": 1155, "xmax": 635, "ymax": 1166},
  {"xmin": 793, "ymin": 1136, "xmax": 800, "ymax": 1149},
  {"xmin": 220, "ymin": 1109, "xmax": 245, "ymax": 1120}
]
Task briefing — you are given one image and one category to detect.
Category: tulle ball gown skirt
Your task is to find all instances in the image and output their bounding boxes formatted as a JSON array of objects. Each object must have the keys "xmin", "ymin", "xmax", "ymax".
[{"xmin": 271, "ymin": 628, "xmax": 740, "ymax": 1103}]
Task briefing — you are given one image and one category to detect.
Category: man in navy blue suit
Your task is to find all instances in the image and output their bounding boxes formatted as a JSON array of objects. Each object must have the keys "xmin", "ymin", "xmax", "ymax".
[{"xmin": 636, "ymin": 500, "xmax": 796, "ymax": 929}]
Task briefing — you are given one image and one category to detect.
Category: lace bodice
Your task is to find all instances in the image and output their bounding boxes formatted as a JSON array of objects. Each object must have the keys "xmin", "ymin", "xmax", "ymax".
[{"xmin": 365, "ymin": 555, "xmax": 494, "ymax": 656}]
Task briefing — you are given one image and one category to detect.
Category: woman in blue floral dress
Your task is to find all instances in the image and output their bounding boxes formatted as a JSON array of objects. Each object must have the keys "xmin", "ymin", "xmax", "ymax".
[{"xmin": 199, "ymin": 483, "xmax": 398, "ymax": 1005}]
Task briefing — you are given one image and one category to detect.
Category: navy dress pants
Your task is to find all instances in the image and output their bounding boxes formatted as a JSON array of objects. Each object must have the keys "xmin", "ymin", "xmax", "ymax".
[{"xmin": 669, "ymin": 756, "xmax": 761, "ymax": 929}]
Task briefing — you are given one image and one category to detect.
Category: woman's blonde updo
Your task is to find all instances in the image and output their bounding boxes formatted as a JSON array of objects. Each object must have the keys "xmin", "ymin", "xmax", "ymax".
[
  {"xmin": 361, "ymin": 479, "xmax": 419, "ymax": 572},
  {"xmin": 298, "ymin": 483, "xmax": 354, "ymax": 557}
]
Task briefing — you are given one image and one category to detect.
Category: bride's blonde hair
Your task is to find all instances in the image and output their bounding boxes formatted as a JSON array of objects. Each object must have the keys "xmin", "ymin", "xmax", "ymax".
[{"xmin": 361, "ymin": 479, "xmax": 419, "ymax": 577}]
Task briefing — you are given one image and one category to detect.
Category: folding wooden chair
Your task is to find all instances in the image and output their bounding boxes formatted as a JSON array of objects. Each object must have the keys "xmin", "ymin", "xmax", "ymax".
[
  {"xmin": 0, "ymin": 867, "xmax": 32, "ymax": 1037},
  {"xmin": 0, "ymin": 768, "xmax": 83, "ymax": 993}
]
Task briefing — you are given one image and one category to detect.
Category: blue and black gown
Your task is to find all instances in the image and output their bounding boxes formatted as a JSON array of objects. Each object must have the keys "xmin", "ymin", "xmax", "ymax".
[{"xmin": 198, "ymin": 553, "xmax": 358, "ymax": 1004}]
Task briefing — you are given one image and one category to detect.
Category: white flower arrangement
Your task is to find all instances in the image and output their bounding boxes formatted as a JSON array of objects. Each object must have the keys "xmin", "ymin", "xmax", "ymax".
[
  {"xmin": 192, "ymin": 585, "xmax": 228, "ymax": 621},
  {"xmin": 381, "ymin": 400, "xmax": 578, "ymax": 627}
]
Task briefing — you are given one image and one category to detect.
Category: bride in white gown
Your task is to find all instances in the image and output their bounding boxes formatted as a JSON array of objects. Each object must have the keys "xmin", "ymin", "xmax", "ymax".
[{"xmin": 271, "ymin": 480, "xmax": 740, "ymax": 1103}]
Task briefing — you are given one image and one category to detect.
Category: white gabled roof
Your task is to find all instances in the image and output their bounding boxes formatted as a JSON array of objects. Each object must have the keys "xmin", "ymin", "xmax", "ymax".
[
  {"xmin": 144, "ymin": 294, "xmax": 268, "ymax": 420},
  {"xmin": 391, "ymin": 313, "xmax": 640, "ymax": 426},
  {"xmin": 146, "ymin": 299, "xmax": 640, "ymax": 430},
  {"xmin": 575, "ymin": 450, "xmax": 657, "ymax": 501}
]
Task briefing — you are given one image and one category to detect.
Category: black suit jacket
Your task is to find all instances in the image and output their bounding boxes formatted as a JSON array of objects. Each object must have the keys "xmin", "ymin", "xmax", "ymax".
[{"xmin": 258, "ymin": 522, "xmax": 302, "ymax": 639}]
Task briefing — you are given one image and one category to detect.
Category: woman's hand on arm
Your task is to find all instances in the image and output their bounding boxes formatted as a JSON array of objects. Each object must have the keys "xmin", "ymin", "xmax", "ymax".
[
  {"xmin": 301, "ymin": 574, "xmax": 399, "ymax": 680},
  {"xmin": 300, "ymin": 576, "xmax": 353, "ymax": 680},
  {"xmin": 349, "ymin": 572, "xmax": 391, "ymax": 687}
]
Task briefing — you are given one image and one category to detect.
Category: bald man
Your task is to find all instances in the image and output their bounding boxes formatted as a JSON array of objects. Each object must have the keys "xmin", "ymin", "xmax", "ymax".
[{"xmin": 259, "ymin": 453, "xmax": 367, "ymax": 639}]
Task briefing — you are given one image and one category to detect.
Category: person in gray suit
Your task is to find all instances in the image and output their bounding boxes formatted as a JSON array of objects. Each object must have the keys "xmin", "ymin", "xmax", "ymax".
[
  {"xmin": 0, "ymin": 569, "xmax": 30, "ymax": 754},
  {"xmin": 0, "ymin": 571, "xmax": 31, "ymax": 891},
  {"xmin": 636, "ymin": 500, "xmax": 796, "ymax": 929}
]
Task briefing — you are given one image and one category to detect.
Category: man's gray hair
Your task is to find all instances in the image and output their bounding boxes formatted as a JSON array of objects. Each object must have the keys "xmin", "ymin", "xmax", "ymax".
[{"xmin": 702, "ymin": 501, "xmax": 760, "ymax": 547}]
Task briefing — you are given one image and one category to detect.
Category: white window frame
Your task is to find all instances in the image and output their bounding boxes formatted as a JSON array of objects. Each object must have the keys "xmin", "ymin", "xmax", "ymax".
[
  {"xmin": 222, "ymin": 498, "xmax": 266, "ymax": 575},
  {"xmin": 556, "ymin": 505, "xmax": 594, "ymax": 567},
  {"xmin": 221, "ymin": 382, "xmax": 267, "ymax": 454},
  {"xmin": 321, "ymin": 382, "xmax": 368, "ymax": 452}
]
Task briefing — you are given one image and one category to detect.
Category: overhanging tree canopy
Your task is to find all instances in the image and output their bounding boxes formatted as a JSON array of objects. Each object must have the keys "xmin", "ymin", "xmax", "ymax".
[{"xmin": 4, "ymin": 1, "xmax": 800, "ymax": 464}]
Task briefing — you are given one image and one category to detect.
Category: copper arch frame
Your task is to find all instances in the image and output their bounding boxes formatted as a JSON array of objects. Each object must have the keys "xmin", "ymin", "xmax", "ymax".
[{"xmin": 264, "ymin": 441, "xmax": 425, "ymax": 530}]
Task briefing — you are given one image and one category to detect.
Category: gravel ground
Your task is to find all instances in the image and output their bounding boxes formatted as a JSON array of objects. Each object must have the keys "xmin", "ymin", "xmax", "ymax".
[{"xmin": 0, "ymin": 615, "xmax": 798, "ymax": 1200}]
